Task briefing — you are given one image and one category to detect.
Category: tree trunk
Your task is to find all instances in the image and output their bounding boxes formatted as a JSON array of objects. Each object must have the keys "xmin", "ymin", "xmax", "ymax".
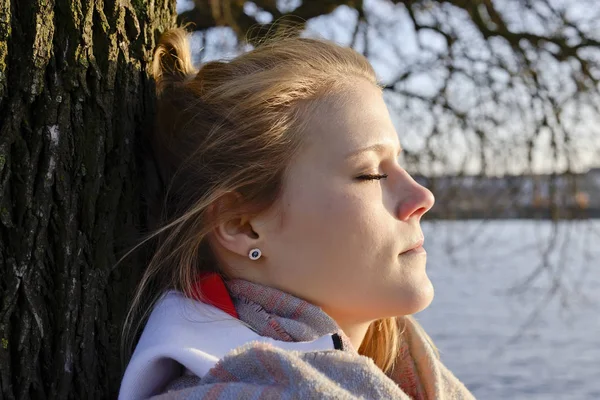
[{"xmin": 0, "ymin": 0, "xmax": 176, "ymax": 398}]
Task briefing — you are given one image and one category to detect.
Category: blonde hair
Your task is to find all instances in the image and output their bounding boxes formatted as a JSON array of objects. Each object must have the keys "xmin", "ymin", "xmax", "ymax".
[{"xmin": 122, "ymin": 26, "xmax": 437, "ymax": 375}]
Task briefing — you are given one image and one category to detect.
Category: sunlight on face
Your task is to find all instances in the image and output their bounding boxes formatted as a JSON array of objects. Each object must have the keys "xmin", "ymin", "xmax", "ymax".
[{"xmin": 256, "ymin": 78, "xmax": 436, "ymax": 326}]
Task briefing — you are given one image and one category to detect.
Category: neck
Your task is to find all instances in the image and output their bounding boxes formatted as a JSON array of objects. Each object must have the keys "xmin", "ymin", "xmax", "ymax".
[
  {"xmin": 319, "ymin": 306, "xmax": 374, "ymax": 350},
  {"xmin": 336, "ymin": 320, "xmax": 373, "ymax": 350}
]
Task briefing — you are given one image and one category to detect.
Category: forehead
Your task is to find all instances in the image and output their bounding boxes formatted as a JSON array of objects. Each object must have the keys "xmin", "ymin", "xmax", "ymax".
[{"xmin": 302, "ymin": 80, "xmax": 400, "ymax": 162}]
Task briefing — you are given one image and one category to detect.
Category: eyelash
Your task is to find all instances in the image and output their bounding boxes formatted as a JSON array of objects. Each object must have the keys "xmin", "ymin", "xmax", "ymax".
[{"xmin": 357, "ymin": 174, "xmax": 389, "ymax": 181}]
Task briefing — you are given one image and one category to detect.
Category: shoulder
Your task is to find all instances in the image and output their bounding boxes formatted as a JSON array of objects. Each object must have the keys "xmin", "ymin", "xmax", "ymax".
[
  {"xmin": 153, "ymin": 342, "xmax": 410, "ymax": 400},
  {"xmin": 119, "ymin": 292, "xmax": 338, "ymax": 400}
]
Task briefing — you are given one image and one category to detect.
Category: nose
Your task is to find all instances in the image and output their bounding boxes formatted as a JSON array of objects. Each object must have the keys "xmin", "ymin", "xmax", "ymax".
[{"xmin": 395, "ymin": 172, "xmax": 435, "ymax": 222}]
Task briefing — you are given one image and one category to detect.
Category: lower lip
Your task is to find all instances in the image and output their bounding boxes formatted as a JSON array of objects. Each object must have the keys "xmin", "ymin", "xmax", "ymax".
[{"xmin": 400, "ymin": 245, "xmax": 426, "ymax": 256}]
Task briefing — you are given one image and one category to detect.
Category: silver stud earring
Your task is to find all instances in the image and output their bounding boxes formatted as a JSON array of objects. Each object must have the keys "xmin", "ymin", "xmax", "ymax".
[{"xmin": 248, "ymin": 248, "xmax": 262, "ymax": 260}]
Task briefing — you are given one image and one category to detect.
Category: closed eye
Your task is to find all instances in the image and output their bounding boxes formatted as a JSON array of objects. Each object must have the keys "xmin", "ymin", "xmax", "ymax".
[{"xmin": 357, "ymin": 174, "xmax": 388, "ymax": 181}]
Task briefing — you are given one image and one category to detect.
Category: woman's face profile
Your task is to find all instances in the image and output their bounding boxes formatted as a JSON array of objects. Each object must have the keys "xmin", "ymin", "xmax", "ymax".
[{"xmin": 214, "ymin": 78, "xmax": 435, "ymax": 327}]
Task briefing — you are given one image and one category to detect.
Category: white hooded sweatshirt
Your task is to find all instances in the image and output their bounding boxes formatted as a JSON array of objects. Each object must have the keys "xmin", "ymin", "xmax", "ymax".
[{"xmin": 118, "ymin": 291, "xmax": 338, "ymax": 400}]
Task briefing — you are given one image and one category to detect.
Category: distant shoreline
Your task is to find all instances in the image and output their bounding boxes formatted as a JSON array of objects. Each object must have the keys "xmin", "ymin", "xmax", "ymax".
[{"xmin": 427, "ymin": 207, "xmax": 600, "ymax": 220}]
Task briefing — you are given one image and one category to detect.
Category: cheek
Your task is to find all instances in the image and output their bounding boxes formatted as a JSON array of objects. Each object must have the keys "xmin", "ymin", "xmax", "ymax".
[
  {"xmin": 287, "ymin": 190, "xmax": 345, "ymax": 247},
  {"xmin": 288, "ymin": 186, "xmax": 384, "ymax": 266},
  {"xmin": 332, "ymin": 197, "xmax": 382, "ymax": 255}
]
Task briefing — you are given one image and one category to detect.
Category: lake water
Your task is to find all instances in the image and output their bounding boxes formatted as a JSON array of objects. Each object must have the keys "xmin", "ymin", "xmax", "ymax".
[{"xmin": 417, "ymin": 220, "xmax": 600, "ymax": 400}]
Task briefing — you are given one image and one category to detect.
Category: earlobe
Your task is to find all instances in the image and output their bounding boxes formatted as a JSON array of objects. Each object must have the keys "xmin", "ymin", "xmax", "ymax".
[
  {"xmin": 212, "ymin": 218, "xmax": 259, "ymax": 259},
  {"xmin": 208, "ymin": 192, "xmax": 268, "ymax": 260}
]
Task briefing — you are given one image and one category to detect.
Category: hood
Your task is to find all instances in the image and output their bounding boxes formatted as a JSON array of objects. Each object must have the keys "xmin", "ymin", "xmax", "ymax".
[{"xmin": 118, "ymin": 290, "xmax": 337, "ymax": 400}]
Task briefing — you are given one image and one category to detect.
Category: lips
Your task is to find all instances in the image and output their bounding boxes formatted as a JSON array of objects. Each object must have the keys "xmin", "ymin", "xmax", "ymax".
[{"xmin": 400, "ymin": 238, "xmax": 425, "ymax": 255}]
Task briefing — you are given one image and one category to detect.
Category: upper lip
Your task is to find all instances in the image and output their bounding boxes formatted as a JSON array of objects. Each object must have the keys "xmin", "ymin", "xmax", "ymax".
[{"xmin": 401, "ymin": 238, "xmax": 424, "ymax": 254}]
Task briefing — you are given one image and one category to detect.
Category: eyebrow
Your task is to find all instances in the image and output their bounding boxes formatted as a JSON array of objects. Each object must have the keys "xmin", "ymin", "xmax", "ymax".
[{"xmin": 345, "ymin": 142, "xmax": 403, "ymax": 160}]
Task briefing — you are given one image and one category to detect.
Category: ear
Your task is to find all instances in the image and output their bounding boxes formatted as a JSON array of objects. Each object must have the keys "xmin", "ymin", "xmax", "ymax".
[{"xmin": 209, "ymin": 193, "xmax": 262, "ymax": 259}]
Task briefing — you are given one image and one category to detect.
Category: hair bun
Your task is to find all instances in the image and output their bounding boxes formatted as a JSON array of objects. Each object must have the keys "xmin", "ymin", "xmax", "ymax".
[{"xmin": 152, "ymin": 28, "xmax": 197, "ymax": 96}]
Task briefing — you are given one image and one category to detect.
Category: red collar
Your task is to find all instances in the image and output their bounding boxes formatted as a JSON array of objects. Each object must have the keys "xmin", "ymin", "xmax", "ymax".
[{"xmin": 190, "ymin": 272, "xmax": 239, "ymax": 319}]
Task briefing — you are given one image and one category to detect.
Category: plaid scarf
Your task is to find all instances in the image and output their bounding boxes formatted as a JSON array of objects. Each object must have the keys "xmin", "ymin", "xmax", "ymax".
[{"xmin": 152, "ymin": 276, "xmax": 475, "ymax": 399}]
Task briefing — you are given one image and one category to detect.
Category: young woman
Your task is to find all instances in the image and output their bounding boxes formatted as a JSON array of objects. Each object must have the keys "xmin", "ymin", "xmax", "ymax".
[{"xmin": 119, "ymin": 27, "xmax": 475, "ymax": 400}]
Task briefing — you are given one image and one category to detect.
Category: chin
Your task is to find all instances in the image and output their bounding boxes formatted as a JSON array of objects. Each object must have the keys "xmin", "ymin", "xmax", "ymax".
[
  {"xmin": 409, "ymin": 282, "xmax": 434, "ymax": 314},
  {"xmin": 393, "ymin": 274, "xmax": 435, "ymax": 316}
]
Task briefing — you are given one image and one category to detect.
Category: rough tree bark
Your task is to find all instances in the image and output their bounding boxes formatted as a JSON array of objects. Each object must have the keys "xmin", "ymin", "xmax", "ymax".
[{"xmin": 0, "ymin": 0, "xmax": 176, "ymax": 398}]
